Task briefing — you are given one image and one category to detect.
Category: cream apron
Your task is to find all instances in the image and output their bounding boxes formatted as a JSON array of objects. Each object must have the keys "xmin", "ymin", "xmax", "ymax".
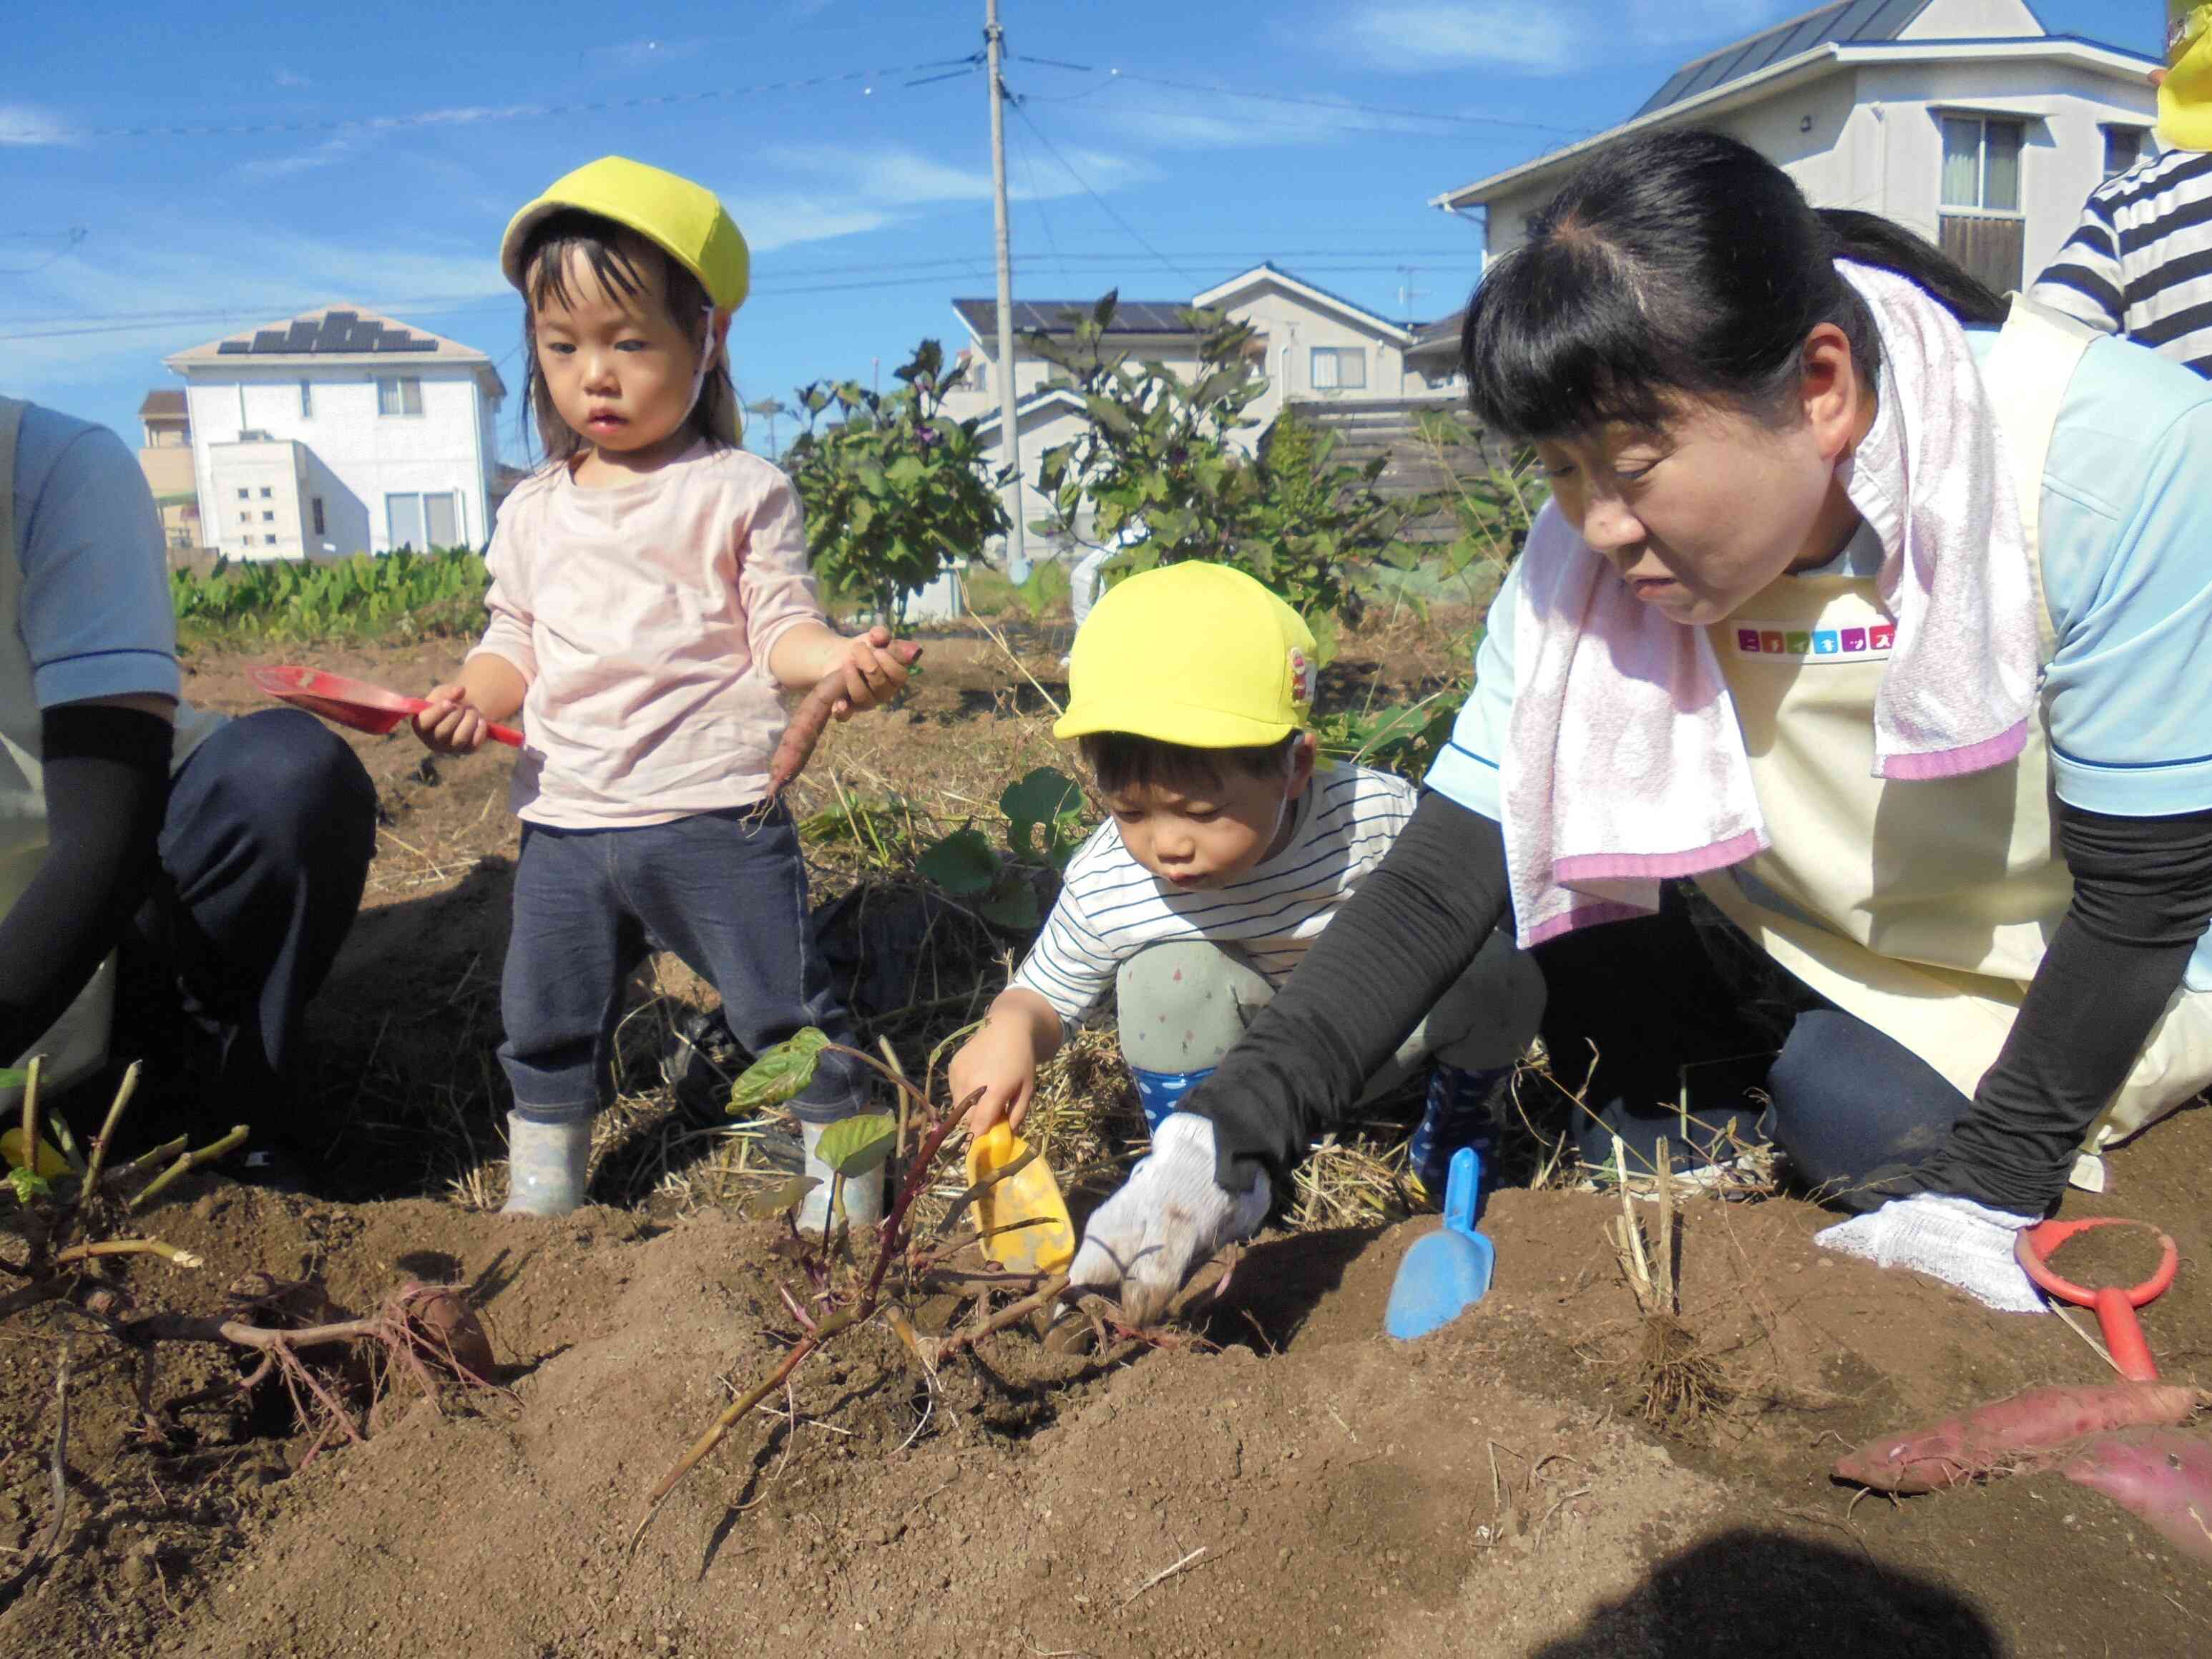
[
  {"xmin": 0, "ymin": 397, "xmax": 222, "ymax": 1102},
  {"xmin": 1694, "ymin": 299, "xmax": 2212, "ymax": 1174}
]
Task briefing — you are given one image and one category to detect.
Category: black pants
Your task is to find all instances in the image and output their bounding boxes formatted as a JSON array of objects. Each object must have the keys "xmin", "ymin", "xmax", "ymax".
[
  {"xmin": 109, "ymin": 709, "xmax": 376, "ymax": 1137},
  {"xmin": 1482, "ymin": 882, "xmax": 1974, "ymax": 1192}
]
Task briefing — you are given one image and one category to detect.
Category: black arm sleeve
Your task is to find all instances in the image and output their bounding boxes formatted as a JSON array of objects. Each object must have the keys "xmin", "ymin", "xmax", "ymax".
[
  {"xmin": 1910, "ymin": 800, "xmax": 2212, "ymax": 1217},
  {"xmin": 1187, "ymin": 788, "xmax": 1513, "ymax": 1195},
  {"xmin": 0, "ymin": 706, "xmax": 170, "ymax": 1063}
]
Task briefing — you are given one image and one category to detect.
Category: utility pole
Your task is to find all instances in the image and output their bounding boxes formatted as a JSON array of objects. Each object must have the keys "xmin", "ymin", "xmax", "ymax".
[{"xmin": 986, "ymin": 0, "xmax": 1029, "ymax": 582}]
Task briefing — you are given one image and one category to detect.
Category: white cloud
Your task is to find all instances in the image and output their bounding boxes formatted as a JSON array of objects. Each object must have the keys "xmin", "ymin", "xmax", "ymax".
[
  {"xmin": 0, "ymin": 104, "xmax": 77, "ymax": 147},
  {"xmin": 1345, "ymin": 6, "xmax": 1577, "ymax": 74},
  {"xmin": 273, "ymin": 67, "xmax": 310, "ymax": 89},
  {"xmin": 763, "ymin": 142, "xmax": 1151, "ymax": 210},
  {"xmin": 238, "ymin": 137, "xmax": 358, "ymax": 181},
  {"xmin": 719, "ymin": 193, "xmax": 894, "ymax": 252}
]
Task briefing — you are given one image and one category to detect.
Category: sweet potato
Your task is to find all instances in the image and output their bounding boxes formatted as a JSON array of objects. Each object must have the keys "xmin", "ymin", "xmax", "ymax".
[
  {"xmin": 767, "ymin": 639, "xmax": 924, "ymax": 798},
  {"xmin": 1832, "ymin": 1383, "xmax": 2204, "ymax": 1494},
  {"xmin": 2063, "ymin": 1428, "xmax": 2212, "ymax": 1564}
]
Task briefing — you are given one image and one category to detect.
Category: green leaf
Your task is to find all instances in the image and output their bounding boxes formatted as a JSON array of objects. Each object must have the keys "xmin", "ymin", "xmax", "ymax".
[
  {"xmin": 740, "ymin": 1175, "xmax": 821, "ymax": 1219},
  {"xmin": 7, "ymin": 1166, "xmax": 50, "ymax": 1205},
  {"xmin": 999, "ymin": 767, "xmax": 1082, "ymax": 832},
  {"xmin": 0, "ymin": 1068, "xmax": 26, "ymax": 1091},
  {"xmin": 884, "ymin": 455, "xmax": 926, "ymax": 489},
  {"xmin": 916, "ymin": 828, "xmax": 1000, "ymax": 896},
  {"xmin": 813, "ymin": 1112, "xmax": 898, "ymax": 1178},
  {"xmin": 728, "ymin": 1028, "xmax": 831, "ymax": 1113},
  {"xmin": 978, "ymin": 875, "xmax": 1040, "ymax": 931},
  {"xmin": 1091, "ymin": 289, "xmax": 1120, "ymax": 329},
  {"xmin": 1082, "ymin": 396, "xmax": 1136, "ymax": 439}
]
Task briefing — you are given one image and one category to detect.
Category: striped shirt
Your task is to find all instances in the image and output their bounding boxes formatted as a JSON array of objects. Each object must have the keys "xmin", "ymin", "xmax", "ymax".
[
  {"xmin": 2031, "ymin": 147, "xmax": 2212, "ymax": 376},
  {"xmin": 1011, "ymin": 763, "xmax": 1419, "ymax": 1029}
]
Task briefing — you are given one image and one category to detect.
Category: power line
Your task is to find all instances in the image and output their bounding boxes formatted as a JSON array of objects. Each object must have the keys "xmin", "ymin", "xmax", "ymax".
[
  {"xmin": 1006, "ymin": 94, "xmax": 1201, "ymax": 287},
  {"xmin": 1009, "ymin": 54, "xmax": 1597, "ymax": 140},
  {"xmin": 0, "ymin": 228, "xmax": 87, "ymax": 278},
  {"xmin": 21, "ymin": 56, "xmax": 979, "ymax": 143}
]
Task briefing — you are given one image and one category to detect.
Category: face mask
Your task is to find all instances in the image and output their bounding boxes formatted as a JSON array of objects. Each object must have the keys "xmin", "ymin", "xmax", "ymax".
[{"xmin": 2162, "ymin": 4, "xmax": 2212, "ymax": 152}]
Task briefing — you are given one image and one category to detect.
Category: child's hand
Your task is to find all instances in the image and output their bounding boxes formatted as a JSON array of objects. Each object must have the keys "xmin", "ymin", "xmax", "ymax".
[
  {"xmin": 826, "ymin": 625, "xmax": 914, "ymax": 720},
  {"xmin": 949, "ymin": 1019, "xmax": 1040, "ymax": 1138},
  {"xmin": 413, "ymin": 683, "xmax": 491, "ymax": 755}
]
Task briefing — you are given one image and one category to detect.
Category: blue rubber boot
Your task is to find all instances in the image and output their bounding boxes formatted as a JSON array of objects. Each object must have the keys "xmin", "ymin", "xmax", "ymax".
[
  {"xmin": 1130, "ymin": 1065, "xmax": 1215, "ymax": 1134},
  {"xmin": 1407, "ymin": 1063, "xmax": 1507, "ymax": 1203}
]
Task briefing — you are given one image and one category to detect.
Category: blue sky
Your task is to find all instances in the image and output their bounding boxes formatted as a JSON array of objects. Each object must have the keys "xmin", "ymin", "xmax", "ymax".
[{"xmin": 2, "ymin": 0, "xmax": 2154, "ymax": 466}]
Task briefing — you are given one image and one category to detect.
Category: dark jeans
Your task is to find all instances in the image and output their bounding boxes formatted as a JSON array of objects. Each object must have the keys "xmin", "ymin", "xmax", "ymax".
[
  {"xmin": 1476, "ymin": 881, "xmax": 1972, "ymax": 1192},
  {"xmin": 112, "ymin": 709, "xmax": 377, "ymax": 1135},
  {"xmin": 500, "ymin": 802, "xmax": 866, "ymax": 1126}
]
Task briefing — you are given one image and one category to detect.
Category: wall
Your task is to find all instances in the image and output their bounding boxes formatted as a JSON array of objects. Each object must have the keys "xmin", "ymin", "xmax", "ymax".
[
  {"xmin": 1899, "ymin": 0, "xmax": 2043, "ymax": 40},
  {"xmin": 206, "ymin": 439, "xmax": 310, "ymax": 560},
  {"xmin": 136, "ymin": 436, "xmax": 201, "ymax": 552},
  {"xmin": 182, "ymin": 362, "xmax": 497, "ymax": 553}
]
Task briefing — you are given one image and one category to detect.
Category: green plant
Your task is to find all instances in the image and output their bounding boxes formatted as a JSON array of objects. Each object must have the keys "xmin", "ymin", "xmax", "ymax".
[
  {"xmin": 170, "ymin": 547, "xmax": 491, "ymax": 645},
  {"xmin": 1312, "ymin": 695, "xmax": 1465, "ymax": 783},
  {"xmin": 914, "ymin": 767, "xmax": 1087, "ymax": 931},
  {"xmin": 783, "ymin": 341, "xmax": 1009, "ymax": 624},
  {"xmin": 1026, "ymin": 293, "xmax": 1426, "ymax": 635}
]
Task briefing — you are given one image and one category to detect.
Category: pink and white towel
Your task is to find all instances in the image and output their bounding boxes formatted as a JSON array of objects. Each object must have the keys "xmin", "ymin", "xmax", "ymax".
[{"xmin": 1502, "ymin": 261, "xmax": 2042, "ymax": 948}]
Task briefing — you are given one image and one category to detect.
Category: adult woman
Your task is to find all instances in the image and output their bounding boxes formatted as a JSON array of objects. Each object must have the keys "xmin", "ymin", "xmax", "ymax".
[{"xmin": 1067, "ymin": 130, "xmax": 2212, "ymax": 1323}]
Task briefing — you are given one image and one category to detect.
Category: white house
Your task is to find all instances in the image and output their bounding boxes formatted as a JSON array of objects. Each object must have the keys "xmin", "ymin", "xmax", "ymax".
[
  {"xmin": 1432, "ymin": 0, "xmax": 2160, "ymax": 299},
  {"xmin": 163, "ymin": 305, "xmax": 506, "ymax": 560},
  {"xmin": 941, "ymin": 263, "xmax": 1463, "ymax": 557}
]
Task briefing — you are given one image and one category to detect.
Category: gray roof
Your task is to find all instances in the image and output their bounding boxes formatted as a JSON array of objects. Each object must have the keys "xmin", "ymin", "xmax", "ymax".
[
  {"xmin": 1406, "ymin": 311, "xmax": 1464, "ymax": 358},
  {"xmin": 953, "ymin": 297, "xmax": 1197, "ymax": 338},
  {"xmin": 138, "ymin": 389, "xmax": 187, "ymax": 419},
  {"xmin": 214, "ymin": 307, "xmax": 443, "ymax": 357},
  {"xmin": 1635, "ymin": 0, "xmax": 1931, "ymax": 118}
]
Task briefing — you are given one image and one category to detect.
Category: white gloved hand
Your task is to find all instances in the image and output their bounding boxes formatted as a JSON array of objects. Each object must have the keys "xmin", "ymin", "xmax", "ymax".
[
  {"xmin": 1067, "ymin": 1112, "xmax": 1270, "ymax": 1326},
  {"xmin": 1815, "ymin": 1193, "xmax": 2045, "ymax": 1313}
]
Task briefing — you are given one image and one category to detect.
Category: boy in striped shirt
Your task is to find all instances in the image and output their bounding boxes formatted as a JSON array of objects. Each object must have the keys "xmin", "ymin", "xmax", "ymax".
[
  {"xmin": 2030, "ymin": 11, "xmax": 2212, "ymax": 374},
  {"xmin": 946, "ymin": 561, "xmax": 1542, "ymax": 1195}
]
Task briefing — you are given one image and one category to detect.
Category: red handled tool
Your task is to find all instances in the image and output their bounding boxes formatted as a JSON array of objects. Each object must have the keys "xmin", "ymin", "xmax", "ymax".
[
  {"xmin": 2015, "ymin": 1218, "xmax": 2179, "ymax": 1383},
  {"xmin": 252, "ymin": 665, "xmax": 523, "ymax": 748}
]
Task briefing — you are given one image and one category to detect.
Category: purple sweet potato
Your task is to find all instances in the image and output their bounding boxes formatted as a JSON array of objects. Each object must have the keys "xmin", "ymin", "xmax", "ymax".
[
  {"xmin": 1833, "ymin": 1383, "xmax": 2204, "ymax": 1494},
  {"xmin": 2063, "ymin": 1428, "xmax": 2212, "ymax": 1565}
]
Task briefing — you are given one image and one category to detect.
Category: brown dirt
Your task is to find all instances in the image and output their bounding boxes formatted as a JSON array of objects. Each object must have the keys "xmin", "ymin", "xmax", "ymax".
[
  {"xmin": 2044, "ymin": 1222, "xmax": 2176, "ymax": 1292},
  {"xmin": 1, "ymin": 623, "xmax": 2207, "ymax": 1657}
]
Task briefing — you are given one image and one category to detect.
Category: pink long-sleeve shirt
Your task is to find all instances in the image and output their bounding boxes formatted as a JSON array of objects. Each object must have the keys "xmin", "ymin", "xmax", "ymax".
[{"xmin": 467, "ymin": 442, "xmax": 827, "ymax": 828}]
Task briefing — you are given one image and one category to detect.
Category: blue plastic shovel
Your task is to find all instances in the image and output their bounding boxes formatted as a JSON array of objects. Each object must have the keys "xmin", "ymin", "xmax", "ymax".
[{"xmin": 1384, "ymin": 1145, "xmax": 1495, "ymax": 1340}]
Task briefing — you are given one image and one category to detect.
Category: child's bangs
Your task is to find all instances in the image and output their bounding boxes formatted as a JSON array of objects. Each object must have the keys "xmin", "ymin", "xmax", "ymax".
[
  {"xmin": 1462, "ymin": 240, "xmax": 1688, "ymax": 442},
  {"xmin": 524, "ymin": 212, "xmax": 652, "ymax": 318}
]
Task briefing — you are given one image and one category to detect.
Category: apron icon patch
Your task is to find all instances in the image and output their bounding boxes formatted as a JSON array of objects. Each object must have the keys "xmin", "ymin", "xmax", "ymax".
[{"xmin": 1732, "ymin": 622, "xmax": 1894, "ymax": 662}]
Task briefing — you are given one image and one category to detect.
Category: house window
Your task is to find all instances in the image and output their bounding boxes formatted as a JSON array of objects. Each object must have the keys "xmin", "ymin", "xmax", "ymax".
[
  {"xmin": 1941, "ymin": 116, "xmax": 2023, "ymax": 212},
  {"xmin": 236, "ymin": 486, "xmax": 250, "ymax": 501},
  {"xmin": 1310, "ymin": 347, "xmax": 1367, "ymax": 391},
  {"xmin": 300, "ymin": 381, "xmax": 313, "ymax": 418},
  {"xmin": 311, "ymin": 497, "xmax": 326, "ymax": 537},
  {"xmin": 262, "ymin": 511, "xmax": 275, "ymax": 523},
  {"xmin": 387, "ymin": 491, "xmax": 460, "ymax": 549},
  {"xmin": 264, "ymin": 535, "xmax": 278, "ymax": 547},
  {"xmin": 377, "ymin": 376, "xmax": 424, "ymax": 417},
  {"xmin": 2104, "ymin": 125, "xmax": 2148, "ymax": 179},
  {"xmin": 260, "ymin": 486, "xmax": 272, "ymax": 499}
]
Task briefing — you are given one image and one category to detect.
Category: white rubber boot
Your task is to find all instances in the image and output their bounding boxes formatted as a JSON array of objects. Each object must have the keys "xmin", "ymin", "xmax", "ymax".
[
  {"xmin": 797, "ymin": 1119, "xmax": 886, "ymax": 1234},
  {"xmin": 503, "ymin": 1114, "xmax": 590, "ymax": 1216}
]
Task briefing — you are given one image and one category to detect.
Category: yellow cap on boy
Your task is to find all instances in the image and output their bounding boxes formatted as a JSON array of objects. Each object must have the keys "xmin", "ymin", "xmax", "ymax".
[
  {"xmin": 1054, "ymin": 562, "xmax": 1318, "ymax": 748},
  {"xmin": 2163, "ymin": 4, "xmax": 2212, "ymax": 152},
  {"xmin": 501, "ymin": 156, "xmax": 751, "ymax": 312}
]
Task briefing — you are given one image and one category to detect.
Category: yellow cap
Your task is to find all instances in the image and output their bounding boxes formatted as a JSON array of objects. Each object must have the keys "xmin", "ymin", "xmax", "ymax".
[
  {"xmin": 501, "ymin": 156, "xmax": 750, "ymax": 311},
  {"xmin": 1054, "ymin": 562, "xmax": 1317, "ymax": 748},
  {"xmin": 2163, "ymin": 4, "xmax": 2212, "ymax": 152}
]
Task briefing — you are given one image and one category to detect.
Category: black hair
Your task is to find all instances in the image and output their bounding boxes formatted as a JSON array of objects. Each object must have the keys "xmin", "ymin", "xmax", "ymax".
[
  {"xmin": 1080, "ymin": 730, "xmax": 1301, "ymax": 798},
  {"xmin": 1460, "ymin": 129, "xmax": 2007, "ymax": 441},
  {"xmin": 517, "ymin": 207, "xmax": 737, "ymax": 464}
]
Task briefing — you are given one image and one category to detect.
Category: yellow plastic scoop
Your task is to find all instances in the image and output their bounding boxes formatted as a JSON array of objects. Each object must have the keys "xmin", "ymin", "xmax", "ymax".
[
  {"xmin": 1, "ymin": 1127, "xmax": 69, "ymax": 1178},
  {"xmin": 964, "ymin": 1123, "xmax": 1075, "ymax": 1275}
]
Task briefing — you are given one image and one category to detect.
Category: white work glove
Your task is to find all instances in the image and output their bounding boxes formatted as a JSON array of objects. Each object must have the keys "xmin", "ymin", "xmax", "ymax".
[
  {"xmin": 1067, "ymin": 1112, "xmax": 1271, "ymax": 1326},
  {"xmin": 1815, "ymin": 1193, "xmax": 2045, "ymax": 1313}
]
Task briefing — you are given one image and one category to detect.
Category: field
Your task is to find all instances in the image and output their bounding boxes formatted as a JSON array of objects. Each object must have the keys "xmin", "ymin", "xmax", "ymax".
[{"xmin": 3, "ymin": 607, "xmax": 2211, "ymax": 1658}]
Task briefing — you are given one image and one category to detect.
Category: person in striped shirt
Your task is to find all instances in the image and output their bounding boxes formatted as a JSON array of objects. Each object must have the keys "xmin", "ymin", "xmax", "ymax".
[
  {"xmin": 2030, "ymin": 16, "xmax": 2212, "ymax": 373},
  {"xmin": 946, "ymin": 561, "xmax": 1542, "ymax": 1196}
]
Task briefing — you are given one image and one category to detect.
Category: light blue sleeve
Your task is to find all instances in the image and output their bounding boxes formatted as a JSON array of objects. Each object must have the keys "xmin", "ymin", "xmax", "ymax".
[
  {"xmin": 11, "ymin": 407, "xmax": 180, "ymax": 708},
  {"xmin": 2035, "ymin": 338, "xmax": 2212, "ymax": 818},
  {"xmin": 1421, "ymin": 558, "xmax": 1519, "ymax": 823}
]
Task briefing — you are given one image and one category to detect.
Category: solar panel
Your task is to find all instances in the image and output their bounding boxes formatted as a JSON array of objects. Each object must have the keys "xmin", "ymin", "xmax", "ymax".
[{"xmin": 1633, "ymin": 0, "xmax": 1931, "ymax": 119}]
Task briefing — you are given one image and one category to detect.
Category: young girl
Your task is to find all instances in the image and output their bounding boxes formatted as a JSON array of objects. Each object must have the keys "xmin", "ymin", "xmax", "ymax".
[{"xmin": 415, "ymin": 156, "xmax": 909, "ymax": 1220}]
